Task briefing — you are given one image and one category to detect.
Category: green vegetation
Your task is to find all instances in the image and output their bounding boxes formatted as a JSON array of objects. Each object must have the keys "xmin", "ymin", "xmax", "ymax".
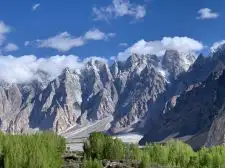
[
  {"xmin": 2, "ymin": 131, "xmax": 225, "ymax": 168},
  {"xmin": 83, "ymin": 132, "xmax": 225, "ymax": 168},
  {"xmin": 83, "ymin": 158, "xmax": 103, "ymax": 168},
  {"xmin": 0, "ymin": 131, "xmax": 66, "ymax": 168}
]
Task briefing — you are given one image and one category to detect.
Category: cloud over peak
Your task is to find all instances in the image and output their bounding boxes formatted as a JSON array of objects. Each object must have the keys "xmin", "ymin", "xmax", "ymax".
[
  {"xmin": 0, "ymin": 54, "xmax": 107, "ymax": 84},
  {"xmin": 93, "ymin": 0, "xmax": 146, "ymax": 21},
  {"xmin": 197, "ymin": 8, "xmax": 219, "ymax": 20},
  {"xmin": 115, "ymin": 37, "xmax": 204, "ymax": 61}
]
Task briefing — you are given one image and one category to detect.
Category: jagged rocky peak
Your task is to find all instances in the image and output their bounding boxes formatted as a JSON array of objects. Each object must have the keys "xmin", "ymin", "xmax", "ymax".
[
  {"xmin": 80, "ymin": 58, "xmax": 113, "ymax": 103},
  {"xmin": 211, "ymin": 43, "xmax": 225, "ymax": 64},
  {"xmin": 114, "ymin": 51, "xmax": 197, "ymax": 83},
  {"xmin": 82, "ymin": 58, "xmax": 112, "ymax": 83},
  {"xmin": 112, "ymin": 54, "xmax": 163, "ymax": 93},
  {"xmin": 34, "ymin": 69, "xmax": 52, "ymax": 87},
  {"xmin": 211, "ymin": 43, "xmax": 225, "ymax": 54},
  {"xmin": 126, "ymin": 54, "xmax": 147, "ymax": 69},
  {"xmin": 123, "ymin": 54, "xmax": 160, "ymax": 73},
  {"xmin": 189, "ymin": 54, "xmax": 207, "ymax": 69},
  {"xmin": 162, "ymin": 50, "xmax": 197, "ymax": 80},
  {"xmin": 79, "ymin": 58, "xmax": 117, "ymax": 121},
  {"xmin": 85, "ymin": 58, "xmax": 110, "ymax": 72},
  {"xmin": 57, "ymin": 68, "xmax": 82, "ymax": 103}
]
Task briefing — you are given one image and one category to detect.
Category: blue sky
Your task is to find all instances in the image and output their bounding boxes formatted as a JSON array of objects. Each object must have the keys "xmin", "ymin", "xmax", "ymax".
[{"xmin": 0, "ymin": 0, "xmax": 224, "ymax": 60}]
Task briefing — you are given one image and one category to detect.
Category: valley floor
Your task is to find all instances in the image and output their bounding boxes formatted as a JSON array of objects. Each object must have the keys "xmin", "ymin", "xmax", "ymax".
[{"xmin": 60, "ymin": 117, "xmax": 143, "ymax": 151}]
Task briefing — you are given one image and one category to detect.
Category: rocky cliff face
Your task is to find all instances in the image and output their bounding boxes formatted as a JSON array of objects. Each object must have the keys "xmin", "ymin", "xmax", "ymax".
[{"xmin": 140, "ymin": 44, "xmax": 225, "ymax": 148}]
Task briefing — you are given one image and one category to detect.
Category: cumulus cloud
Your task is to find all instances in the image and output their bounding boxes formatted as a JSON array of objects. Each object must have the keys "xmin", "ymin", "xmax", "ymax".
[
  {"xmin": 36, "ymin": 29, "xmax": 115, "ymax": 52},
  {"xmin": 32, "ymin": 3, "xmax": 40, "ymax": 11},
  {"xmin": 37, "ymin": 32, "xmax": 84, "ymax": 52},
  {"xmin": 0, "ymin": 54, "xmax": 107, "ymax": 83},
  {"xmin": 197, "ymin": 8, "xmax": 219, "ymax": 20},
  {"xmin": 93, "ymin": 0, "xmax": 146, "ymax": 21},
  {"xmin": 210, "ymin": 40, "xmax": 225, "ymax": 52},
  {"xmin": 115, "ymin": 37, "xmax": 204, "ymax": 61},
  {"xmin": 4, "ymin": 43, "xmax": 19, "ymax": 52}
]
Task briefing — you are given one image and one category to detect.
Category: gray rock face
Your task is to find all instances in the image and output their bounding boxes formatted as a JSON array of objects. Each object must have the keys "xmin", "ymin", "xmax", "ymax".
[
  {"xmin": 29, "ymin": 68, "xmax": 82, "ymax": 132},
  {"xmin": 0, "ymin": 50, "xmax": 197, "ymax": 135},
  {"xmin": 112, "ymin": 64, "xmax": 167, "ymax": 132},
  {"xmin": 80, "ymin": 59, "xmax": 117, "ymax": 121}
]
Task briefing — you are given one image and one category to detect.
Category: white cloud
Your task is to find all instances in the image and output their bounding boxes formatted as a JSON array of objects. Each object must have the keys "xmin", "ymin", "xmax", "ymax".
[
  {"xmin": 0, "ymin": 21, "xmax": 11, "ymax": 45},
  {"xmin": 0, "ymin": 21, "xmax": 17, "ymax": 54},
  {"xmin": 37, "ymin": 32, "xmax": 84, "ymax": 52},
  {"xmin": 115, "ymin": 37, "xmax": 204, "ymax": 61},
  {"xmin": 84, "ymin": 29, "xmax": 105, "ymax": 40},
  {"xmin": 119, "ymin": 43, "xmax": 128, "ymax": 47},
  {"xmin": 161, "ymin": 37, "xmax": 204, "ymax": 52},
  {"xmin": 32, "ymin": 3, "xmax": 40, "ymax": 11},
  {"xmin": 84, "ymin": 28, "xmax": 115, "ymax": 40},
  {"xmin": 134, "ymin": 5, "xmax": 146, "ymax": 19},
  {"xmin": 36, "ymin": 29, "xmax": 115, "ymax": 52},
  {"xmin": 4, "ymin": 43, "xmax": 19, "ymax": 52},
  {"xmin": 93, "ymin": 0, "xmax": 146, "ymax": 21},
  {"xmin": 0, "ymin": 21, "xmax": 10, "ymax": 35},
  {"xmin": 197, "ymin": 8, "xmax": 219, "ymax": 20},
  {"xmin": 210, "ymin": 40, "xmax": 225, "ymax": 52},
  {"xmin": 82, "ymin": 56, "xmax": 108, "ymax": 64},
  {"xmin": 0, "ymin": 54, "xmax": 107, "ymax": 83}
]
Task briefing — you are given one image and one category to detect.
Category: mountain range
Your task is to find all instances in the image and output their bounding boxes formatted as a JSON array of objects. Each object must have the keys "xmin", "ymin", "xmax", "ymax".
[{"xmin": 1, "ymin": 44, "xmax": 225, "ymax": 148}]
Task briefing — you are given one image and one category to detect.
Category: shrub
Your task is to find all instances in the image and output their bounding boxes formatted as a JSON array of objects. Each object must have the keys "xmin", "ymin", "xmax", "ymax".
[{"xmin": 83, "ymin": 132, "xmax": 126, "ymax": 160}]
